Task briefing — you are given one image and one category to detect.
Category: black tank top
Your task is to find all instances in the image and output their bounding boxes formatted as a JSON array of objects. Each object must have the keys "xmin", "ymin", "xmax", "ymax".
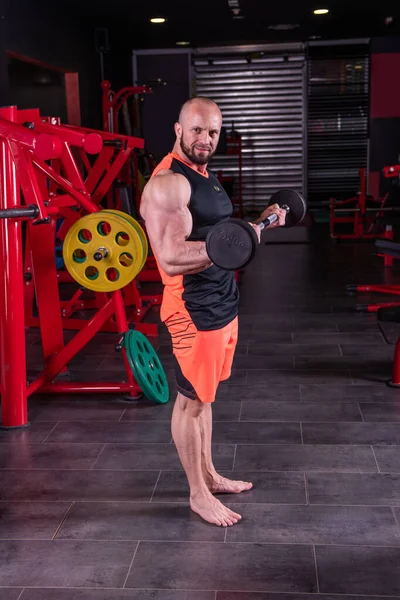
[{"xmin": 170, "ymin": 157, "xmax": 239, "ymax": 330}]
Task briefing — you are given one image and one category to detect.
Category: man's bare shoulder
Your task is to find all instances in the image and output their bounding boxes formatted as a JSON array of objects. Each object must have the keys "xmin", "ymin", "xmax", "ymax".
[{"xmin": 143, "ymin": 170, "xmax": 191, "ymax": 209}]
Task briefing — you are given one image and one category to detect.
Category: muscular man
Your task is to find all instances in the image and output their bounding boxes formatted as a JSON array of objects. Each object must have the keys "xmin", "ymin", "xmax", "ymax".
[{"xmin": 140, "ymin": 97, "xmax": 286, "ymax": 526}]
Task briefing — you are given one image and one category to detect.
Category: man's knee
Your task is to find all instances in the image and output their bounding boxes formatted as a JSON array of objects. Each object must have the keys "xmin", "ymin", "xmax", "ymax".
[{"xmin": 177, "ymin": 391, "xmax": 207, "ymax": 417}]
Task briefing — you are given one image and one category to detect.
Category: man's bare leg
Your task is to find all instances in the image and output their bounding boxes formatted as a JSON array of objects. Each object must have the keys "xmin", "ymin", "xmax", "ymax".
[
  {"xmin": 171, "ymin": 392, "xmax": 242, "ymax": 526},
  {"xmin": 199, "ymin": 403, "xmax": 253, "ymax": 494}
]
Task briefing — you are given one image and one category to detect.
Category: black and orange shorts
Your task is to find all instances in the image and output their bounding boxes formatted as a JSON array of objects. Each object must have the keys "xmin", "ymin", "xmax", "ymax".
[{"xmin": 164, "ymin": 313, "xmax": 238, "ymax": 403}]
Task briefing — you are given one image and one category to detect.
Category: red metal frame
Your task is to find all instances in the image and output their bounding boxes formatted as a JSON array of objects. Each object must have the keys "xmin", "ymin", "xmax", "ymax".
[
  {"xmin": 0, "ymin": 107, "xmax": 156, "ymax": 428},
  {"xmin": 14, "ymin": 108, "xmax": 160, "ymax": 336},
  {"xmin": 101, "ymin": 80, "xmax": 162, "ymax": 287},
  {"xmin": 329, "ymin": 168, "xmax": 391, "ymax": 241}
]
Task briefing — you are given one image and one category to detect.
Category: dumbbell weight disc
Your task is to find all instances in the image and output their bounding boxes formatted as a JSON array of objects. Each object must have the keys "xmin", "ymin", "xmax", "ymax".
[{"xmin": 205, "ymin": 218, "xmax": 259, "ymax": 271}]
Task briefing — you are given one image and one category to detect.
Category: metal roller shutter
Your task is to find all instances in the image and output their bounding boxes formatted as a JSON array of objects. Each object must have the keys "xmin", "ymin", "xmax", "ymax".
[
  {"xmin": 193, "ymin": 44, "xmax": 306, "ymax": 213},
  {"xmin": 307, "ymin": 42, "xmax": 370, "ymax": 205}
]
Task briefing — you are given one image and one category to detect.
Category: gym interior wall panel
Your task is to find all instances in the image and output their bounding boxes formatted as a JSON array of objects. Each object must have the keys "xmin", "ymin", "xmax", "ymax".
[
  {"xmin": 192, "ymin": 45, "xmax": 306, "ymax": 212},
  {"xmin": 132, "ymin": 50, "xmax": 192, "ymax": 160},
  {"xmin": 306, "ymin": 43, "xmax": 370, "ymax": 205},
  {"xmin": 369, "ymin": 37, "xmax": 400, "ymax": 197},
  {"xmin": 3, "ymin": 0, "xmax": 100, "ymax": 128}
]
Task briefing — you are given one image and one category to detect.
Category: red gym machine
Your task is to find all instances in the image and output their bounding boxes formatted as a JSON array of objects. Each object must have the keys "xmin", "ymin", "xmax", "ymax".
[
  {"xmin": 0, "ymin": 105, "xmax": 168, "ymax": 430},
  {"xmin": 329, "ymin": 167, "xmax": 393, "ymax": 243},
  {"xmin": 345, "ymin": 164, "xmax": 400, "ymax": 312}
]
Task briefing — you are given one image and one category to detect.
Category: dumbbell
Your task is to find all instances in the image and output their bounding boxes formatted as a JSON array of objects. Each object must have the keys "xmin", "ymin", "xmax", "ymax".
[{"xmin": 205, "ymin": 189, "xmax": 307, "ymax": 270}]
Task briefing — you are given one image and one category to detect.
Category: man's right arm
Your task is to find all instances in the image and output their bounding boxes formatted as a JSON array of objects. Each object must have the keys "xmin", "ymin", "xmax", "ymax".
[{"xmin": 140, "ymin": 171, "xmax": 213, "ymax": 277}]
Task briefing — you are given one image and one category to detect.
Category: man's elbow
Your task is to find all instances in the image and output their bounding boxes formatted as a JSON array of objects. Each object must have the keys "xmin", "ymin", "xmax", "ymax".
[{"xmin": 159, "ymin": 256, "xmax": 179, "ymax": 277}]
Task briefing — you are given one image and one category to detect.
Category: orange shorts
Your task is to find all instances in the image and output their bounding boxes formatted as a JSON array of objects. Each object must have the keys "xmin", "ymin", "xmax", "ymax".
[{"xmin": 164, "ymin": 313, "xmax": 238, "ymax": 403}]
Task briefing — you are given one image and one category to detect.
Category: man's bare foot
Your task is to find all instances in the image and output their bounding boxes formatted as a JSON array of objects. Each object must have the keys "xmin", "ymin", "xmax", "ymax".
[
  {"xmin": 190, "ymin": 490, "xmax": 242, "ymax": 527},
  {"xmin": 208, "ymin": 474, "xmax": 253, "ymax": 495}
]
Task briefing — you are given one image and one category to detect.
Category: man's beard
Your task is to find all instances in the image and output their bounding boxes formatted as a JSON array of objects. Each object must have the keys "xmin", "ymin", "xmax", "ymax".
[{"xmin": 180, "ymin": 137, "xmax": 215, "ymax": 165}]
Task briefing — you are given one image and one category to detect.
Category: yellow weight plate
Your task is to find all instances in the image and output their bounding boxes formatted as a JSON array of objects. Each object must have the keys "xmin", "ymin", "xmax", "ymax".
[
  {"xmin": 103, "ymin": 209, "xmax": 148, "ymax": 272},
  {"xmin": 62, "ymin": 211, "xmax": 146, "ymax": 292}
]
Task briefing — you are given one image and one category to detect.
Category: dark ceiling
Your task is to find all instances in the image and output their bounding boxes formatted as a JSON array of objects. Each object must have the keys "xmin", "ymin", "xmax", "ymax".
[{"xmin": 69, "ymin": 0, "xmax": 400, "ymax": 49}]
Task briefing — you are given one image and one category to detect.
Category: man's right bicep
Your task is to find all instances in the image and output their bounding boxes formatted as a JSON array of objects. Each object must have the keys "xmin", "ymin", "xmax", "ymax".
[{"xmin": 145, "ymin": 201, "xmax": 192, "ymax": 269}]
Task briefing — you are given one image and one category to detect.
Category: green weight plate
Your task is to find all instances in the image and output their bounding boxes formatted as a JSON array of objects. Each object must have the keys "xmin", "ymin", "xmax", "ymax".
[{"xmin": 124, "ymin": 329, "xmax": 169, "ymax": 403}]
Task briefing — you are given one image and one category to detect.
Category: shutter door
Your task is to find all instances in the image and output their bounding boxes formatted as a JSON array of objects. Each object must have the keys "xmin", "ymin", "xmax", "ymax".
[
  {"xmin": 193, "ymin": 45, "xmax": 306, "ymax": 212},
  {"xmin": 307, "ymin": 43, "xmax": 370, "ymax": 205}
]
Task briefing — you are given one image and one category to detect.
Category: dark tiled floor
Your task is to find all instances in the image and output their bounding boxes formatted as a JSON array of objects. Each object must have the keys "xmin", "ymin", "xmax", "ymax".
[{"xmin": 2, "ymin": 226, "xmax": 400, "ymax": 597}]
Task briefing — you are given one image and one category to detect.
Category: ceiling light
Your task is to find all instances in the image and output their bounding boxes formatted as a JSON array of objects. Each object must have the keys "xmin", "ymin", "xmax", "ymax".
[
  {"xmin": 176, "ymin": 41, "xmax": 190, "ymax": 46},
  {"xmin": 313, "ymin": 8, "xmax": 329, "ymax": 14},
  {"xmin": 150, "ymin": 17, "xmax": 166, "ymax": 23}
]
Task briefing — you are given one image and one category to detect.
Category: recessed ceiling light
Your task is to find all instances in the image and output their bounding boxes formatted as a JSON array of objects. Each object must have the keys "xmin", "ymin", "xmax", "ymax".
[
  {"xmin": 150, "ymin": 17, "xmax": 166, "ymax": 23},
  {"xmin": 176, "ymin": 41, "xmax": 190, "ymax": 45},
  {"xmin": 313, "ymin": 8, "xmax": 329, "ymax": 14}
]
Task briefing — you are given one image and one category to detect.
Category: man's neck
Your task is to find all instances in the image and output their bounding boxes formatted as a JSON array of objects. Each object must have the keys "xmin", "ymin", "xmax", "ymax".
[{"xmin": 172, "ymin": 145, "xmax": 208, "ymax": 174}]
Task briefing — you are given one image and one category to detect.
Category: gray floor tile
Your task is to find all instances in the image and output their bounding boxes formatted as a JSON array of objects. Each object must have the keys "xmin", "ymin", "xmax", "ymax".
[
  {"xmin": 246, "ymin": 369, "xmax": 353, "ymax": 385},
  {"xmin": 125, "ymin": 541, "xmax": 317, "ymax": 592},
  {"xmin": 225, "ymin": 504, "xmax": 400, "ymax": 545},
  {"xmin": 374, "ymin": 446, "xmax": 400, "ymax": 472},
  {"xmin": 360, "ymin": 402, "xmax": 400, "ymax": 422},
  {"xmin": 0, "ymin": 470, "xmax": 159, "ymax": 502},
  {"xmin": 233, "ymin": 356, "xmax": 294, "ymax": 370},
  {"xmin": 44, "ymin": 421, "xmax": 172, "ymax": 444},
  {"xmin": 243, "ymin": 333, "xmax": 294, "ymax": 343},
  {"xmin": 340, "ymin": 344, "xmax": 394, "ymax": 356},
  {"xmin": 0, "ymin": 443, "xmax": 103, "ymax": 470},
  {"xmin": 0, "ymin": 423, "xmax": 57, "ymax": 443},
  {"xmin": 248, "ymin": 344, "xmax": 341, "ymax": 357},
  {"xmin": 94, "ymin": 443, "xmax": 235, "ymax": 471},
  {"xmin": 295, "ymin": 356, "xmax": 390, "ymax": 370},
  {"xmin": 216, "ymin": 384, "xmax": 301, "ymax": 402},
  {"xmin": 117, "ymin": 401, "xmax": 173, "ymax": 421},
  {"xmin": 293, "ymin": 332, "xmax": 386, "ymax": 344},
  {"xmin": 0, "ymin": 540, "xmax": 136, "ymax": 587},
  {"xmin": 300, "ymin": 384, "xmax": 400, "ymax": 402},
  {"xmin": 307, "ymin": 472, "xmax": 400, "ymax": 505},
  {"xmin": 337, "ymin": 323, "xmax": 383, "ymax": 333},
  {"xmin": 21, "ymin": 591, "xmax": 215, "ymax": 600},
  {"xmin": 0, "ymin": 591, "xmax": 22, "ymax": 600},
  {"xmin": 235, "ymin": 444, "xmax": 377, "ymax": 472},
  {"xmin": 302, "ymin": 422, "xmax": 400, "ymax": 445},
  {"xmin": 28, "ymin": 398, "xmax": 126, "ymax": 422},
  {"xmin": 316, "ymin": 545, "xmax": 400, "ymax": 596},
  {"xmin": 57, "ymin": 501, "xmax": 225, "ymax": 542},
  {"xmin": 240, "ymin": 400, "xmax": 362, "ymax": 422},
  {"xmin": 151, "ymin": 471, "xmax": 307, "ymax": 504},
  {"xmin": 0, "ymin": 502, "xmax": 70, "ymax": 539},
  {"xmin": 212, "ymin": 422, "xmax": 301, "ymax": 444},
  {"xmin": 350, "ymin": 370, "xmax": 392, "ymax": 385}
]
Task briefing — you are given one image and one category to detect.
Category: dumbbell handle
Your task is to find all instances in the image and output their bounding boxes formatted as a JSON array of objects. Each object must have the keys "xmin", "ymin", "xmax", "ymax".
[{"xmin": 259, "ymin": 204, "xmax": 290, "ymax": 230}]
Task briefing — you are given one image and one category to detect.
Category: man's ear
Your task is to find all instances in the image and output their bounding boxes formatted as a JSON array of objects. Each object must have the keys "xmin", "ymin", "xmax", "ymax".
[{"xmin": 174, "ymin": 122, "xmax": 182, "ymax": 138}]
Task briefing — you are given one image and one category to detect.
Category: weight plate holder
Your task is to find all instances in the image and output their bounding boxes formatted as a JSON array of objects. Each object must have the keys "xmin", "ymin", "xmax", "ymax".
[
  {"xmin": 62, "ymin": 211, "xmax": 147, "ymax": 292},
  {"xmin": 124, "ymin": 329, "xmax": 169, "ymax": 403}
]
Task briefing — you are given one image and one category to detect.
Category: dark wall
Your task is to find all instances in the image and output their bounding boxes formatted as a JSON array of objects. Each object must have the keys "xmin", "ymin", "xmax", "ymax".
[
  {"xmin": 134, "ymin": 50, "xmax": 192, "ymax": 160},
  {"xmin": 1, "ymin": 0, "xmax": 102, "ymax": 128}
]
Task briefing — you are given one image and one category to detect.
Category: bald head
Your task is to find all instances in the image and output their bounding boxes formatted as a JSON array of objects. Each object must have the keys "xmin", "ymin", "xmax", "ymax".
[
  {"xmin": 174, "ymin": 97, "xmax": 222, "ymax": 166},
  {"xmin": 178, "ymin": 97, "xmax": 222, "ymax": 124}
]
